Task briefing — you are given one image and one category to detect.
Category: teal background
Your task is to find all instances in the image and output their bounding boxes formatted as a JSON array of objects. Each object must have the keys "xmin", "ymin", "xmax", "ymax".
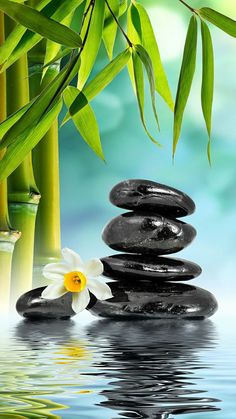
[{"xmin": 59, "ymin": 0, "xmax": 236, "ymax": 317}]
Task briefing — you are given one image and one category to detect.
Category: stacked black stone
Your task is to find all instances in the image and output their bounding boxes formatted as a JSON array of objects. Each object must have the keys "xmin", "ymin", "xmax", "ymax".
[{"xmin": 89, "ymin": 179, "xmax": 218, "ymax": 320}]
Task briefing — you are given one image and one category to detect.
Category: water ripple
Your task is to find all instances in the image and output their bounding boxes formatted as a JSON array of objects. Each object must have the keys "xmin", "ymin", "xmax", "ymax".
[{"xmin": 0, "ymin": 319, "xmax": 221, "ymax": 418}]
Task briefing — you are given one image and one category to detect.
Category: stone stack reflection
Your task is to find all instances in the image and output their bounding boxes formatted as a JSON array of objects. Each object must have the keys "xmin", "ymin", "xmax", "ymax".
[{"xmin": 90, "ymin": 179, "xmax": 218, "ymax": 319}]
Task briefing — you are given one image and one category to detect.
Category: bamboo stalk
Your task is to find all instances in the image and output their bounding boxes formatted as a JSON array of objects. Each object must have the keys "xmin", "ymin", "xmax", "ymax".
[
  {"xmin": 0, "ymin": 12, "xmax": 9, "ymax": 233},
  {"xmin": 0, "ymin": 12, "xmax": 20, "ymax": 314},
  {"xmin": 28, "ymin": 0, "xmax": 62, "ymax": 285},
  {"xmin": 4, "ymin": 16, "xmax": 40, "ymax": 306},
  {"xmin": 29, "ymin": 61, "xmax": 61, "ymax": 287}
]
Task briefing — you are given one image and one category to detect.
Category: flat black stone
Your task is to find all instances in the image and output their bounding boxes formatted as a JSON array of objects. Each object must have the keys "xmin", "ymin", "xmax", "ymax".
[
  {"xmin": 102, "ymin": 212, "xmax": 196, "ymax": 255},
  {"xmin": 110, "ymin": 179, "xmax": 195, "ymax": 217},
  {"xmin": 89, "ymin": 283, "xmax": 218, "ymax": 320},
  {"xmin": 16, "ymin": 287, "xmax": 97, "ymax": 320},
  {"xmin": 16, "ymin": 287, "xmax": 76, "ymax": 320},
  {"xmin": 101, "ymin": 254, "xmax": 202, "ymax": 281}
]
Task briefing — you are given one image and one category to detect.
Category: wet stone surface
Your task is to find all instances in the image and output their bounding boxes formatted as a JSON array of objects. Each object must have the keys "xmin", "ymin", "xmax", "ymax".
[
  {"xmin": 102, "ymin": 212, "xmax": 196, "ymax": 255},
  {"xmin": 16, "ymin": 287, "xmax": 76, "ymax": 320},
  {"xmin": 89, "ymin": 282, "xmax": 218, "ymax": 320},
  {"xmin": 101, "ymin": 254, "xmax": 202, "ymax": 281},
  {"xmin": 109, "ymin": 179, "xmax": 196, "ymax": 217}
]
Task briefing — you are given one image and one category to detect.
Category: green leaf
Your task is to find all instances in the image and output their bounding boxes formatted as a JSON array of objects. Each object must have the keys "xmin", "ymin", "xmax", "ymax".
[
  {"xmin": 201, "ymin": 20, "xmax": 214, "ymax": 164},
  {"xmin": 0, "ymin": 100, "xmax": 62, "ymax": 183},
  {"xmin": 0, "ymin": 0, "xmax": 84, "ymax": 71},
  {"xmin": 0, "ymin": 54, "xmax": 80, "ymax": 150},
  {"xmin": 173, "ymin": 16, "xmax": 198, "ymax": 157},
  {"xmin": 198, "ymin": 7, "xmax": 236, "ymax": 38},
  {"xmin": 63, "ymin": 86, "xmax": 104, "ymax": 160},
  {"xmin": 77, "ymin": 0, "xmax": 105, "ymax": 89},
  {"xmin": 132, "ymin": 47, "xmax": 161, "ymax": 146},
  {"xmin": 0, "ymin": 101, "xmax": 33, "ymax": 141},
  {"xmin": 0, "ymin": 0, "xmax": 82, "ymax": 48},
  {"xmin": 62, "ymin": 48, "xmax": 131, "ymax": 124},
  {"xmin": 134, "ymin": 44, "xmax": 159, "ymax": 130},
  {"xmin": 42, "ymin": 12, "xmax": 74, "ymax": 77},
  {"xmin": 130, "ymin": 2, "xmax": 174, "ymax": 111},
  {"xmin": 103, "ymin": 0, "xmax": 119, "ymax": 60},
  {"xmin": 119, "ymin": 0, "xmax": 127, "ymax": 17},
  {"xmin": 127, "ymin": 3, "xmax": 140, "ymax": 89},
  {"xmin": 43, "ymin": 47, "xmax": 71, "ymax": 69}
]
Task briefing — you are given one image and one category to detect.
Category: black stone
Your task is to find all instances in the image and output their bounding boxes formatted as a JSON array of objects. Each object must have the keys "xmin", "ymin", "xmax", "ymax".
[
  {"xmin": 110, "ymin": 179, "xmax": 195, "ymax": 217},
  {"xmin": 16, "ymin": 287, "xmax": 97, "ymax": 320},
  {"xmin": 102, "ymin": 212, "xmax": 196, "ymax": 255},
  {"xmin": 89, "ymin": 282, "xmax": 218, "ymax": 320},
  {"xmin": 101, "ymin": 254, "xmax": 202, "ymax": 282},
  {"xmin": 16, "ymin": 287, "xmax": 76, "ymax": 320}
]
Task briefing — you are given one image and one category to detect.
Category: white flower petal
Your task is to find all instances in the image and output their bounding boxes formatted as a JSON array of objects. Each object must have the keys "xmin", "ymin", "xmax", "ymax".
[
  {"xmin": 72, "ymin": 289, "xmax": 90, "ymax": 313},
  {"xmin": 43, "ymin": 262, "xmax": 69, "ymax": 275},
  {"xmin": 87, "ymin": 278, "xmax": 113, "ymax": 301},
  {"xmin": 83, "ymin": 258, "xmax": 104, "ymax": 277},
  {"xmin": 41, "ymin": 283, "xmax": 67, "ymax": 300},
  {"xmin": 42, "ymin": 271, "xmax": 64, "ymax": 281},
  {"xmin": 62, "ymin": 248, "xmax": 83, "ymax": 269}
]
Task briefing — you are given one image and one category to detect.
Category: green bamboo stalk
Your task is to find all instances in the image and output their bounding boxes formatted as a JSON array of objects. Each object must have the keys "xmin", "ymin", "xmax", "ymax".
[
  {"xmin": 0, "ymin": 12, "xmax": 20, "ymax": 314},
  {"xmin": 28, "ymin": 0, "xmax": 62, "ymax": 286},
  {"xmin": 29, "ymin": 60, "xmax": 62, "ymax": 287},
  {"xmin": 4, "ymin": 16, "xmax": 40, "ymax": 306}
]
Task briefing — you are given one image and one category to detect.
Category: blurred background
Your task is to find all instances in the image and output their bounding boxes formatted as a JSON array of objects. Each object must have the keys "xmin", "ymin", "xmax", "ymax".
[{"xmin": 58, "ymin": 0, "xmax": 236, "ymax": 317}]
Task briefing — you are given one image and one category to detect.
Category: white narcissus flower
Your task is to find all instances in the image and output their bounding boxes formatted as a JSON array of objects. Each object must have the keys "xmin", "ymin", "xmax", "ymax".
[{"xmin": 41, "ymin": 248, "xmax": 113, "ymax": 314}]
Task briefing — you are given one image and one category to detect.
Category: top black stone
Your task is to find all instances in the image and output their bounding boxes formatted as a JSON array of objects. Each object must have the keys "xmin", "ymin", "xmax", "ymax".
[{"xmin": 110, "ymin": 179, "xmax": 195, "ymax": 217}]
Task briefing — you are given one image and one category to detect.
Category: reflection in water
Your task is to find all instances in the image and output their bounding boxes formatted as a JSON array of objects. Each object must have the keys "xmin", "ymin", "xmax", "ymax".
[
  {"xmin": 86, "ymin": 320, "xmax": 221, "ymax": 419},
  {"xmin": 0, "ymin": 319, "xmax": 221, "ymax": 419},
  {"xmin": 0, "ymin": 320, "xmax": 93, "ymax": 418}
]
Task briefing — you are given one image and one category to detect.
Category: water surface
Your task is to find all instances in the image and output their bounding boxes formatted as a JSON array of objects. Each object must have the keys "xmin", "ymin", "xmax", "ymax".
[{"xmin": 0, "ymin": 316, "xmax": 235, "ymax": 418}]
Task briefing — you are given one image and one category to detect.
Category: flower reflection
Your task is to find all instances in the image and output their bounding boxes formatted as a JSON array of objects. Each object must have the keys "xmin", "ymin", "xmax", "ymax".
[{"xmin": 54, "ymin": 339, "xmax": 91, "ymax": 364}]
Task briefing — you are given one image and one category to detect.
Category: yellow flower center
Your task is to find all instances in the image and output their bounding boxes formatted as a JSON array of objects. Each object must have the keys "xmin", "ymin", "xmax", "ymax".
[{"xmin": 64, "ymin": 271, "xmax": 87, "ymax": 293}]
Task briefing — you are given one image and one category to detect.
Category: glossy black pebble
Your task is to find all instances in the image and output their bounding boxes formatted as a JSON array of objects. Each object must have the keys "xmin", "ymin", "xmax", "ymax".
[
  {"xmin": 89, "ymin": 283, "xmax": 218, "ymax": 320},
  {"xmin": 110, "ymin": 179, "xmax": 195, "ymax": 217},
  {"xmin": 102, "ymin": 212, "xmax": 196, "ymax": 255},
  {"xmin": 16, "ymin": 287, "xmax": 76, "ymax": 320},
  {"xmin": 101, "ymin": 254, "xmax": 202, "ymax": 281}
]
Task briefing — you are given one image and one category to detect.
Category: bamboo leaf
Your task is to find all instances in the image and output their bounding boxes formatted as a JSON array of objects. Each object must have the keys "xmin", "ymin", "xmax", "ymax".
[
  {"xmin": 43, "ymin": 47, "xmax": 71, "ymax": 69},
  {"xmin": 42, "ymin": 12, "xmax": 74, "ymax": 77},
  {"xmin": 0, "ymin": 54, "xmax": 80, "ymax": 150},
  {"xmin": 134, "ymin": 44, "xmax": 160, "ymax": 130},
  {"xmin": 201, "ymin": 20, "xmax": 214, "ymax": 164},
  {"xmin": 62, "ymin": 48, "xmax": 131, "ymax": 124},
  {"xmin": 130, "ymin": 2, "xmax": 174, "ymax": 111},
  {"xmin": 132, "ymin": 48, "xmax": 161, "ymax": 146},
  {"xmin": 103, "ymin": 0, "xmax": 119, "ymax": 60},
  {"xmin": 0, "ymin": 100, "xmax": 62, "ymax": 183},
  {"xmin": 0, "ymin": 0, "xmax": 51, "ymax": 67},
  {"xmin": 198, "ymin": 7, "xmax": 236, "ymax": 38},
  {"xmin": 0, "ymin": 0, "xmax": 84, "ymax": 71},
  {"xmin": 0, "ymin": 0, "xmax": 82, "ymax": 48},
  {"xmin": 127, "ymin": 3, "xmax": 140, "ymax": 89},
  {"xmin": 119, "ymin": 0, "xmax": 127, "ymax": 17},
  {"xmin": 0, "ymin": 101, "xmax": 33, "ymax": 141},
  {"xmin": 63, "ymin": 86, "xmax": 104, "ymax": 160},
  {"xmin": 77, "ymin": 0, "xmax": 105, "ymax": 89},
  {"xmin": 173, "ymin": 16, "xmax": 198, "ymax": 157}
]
